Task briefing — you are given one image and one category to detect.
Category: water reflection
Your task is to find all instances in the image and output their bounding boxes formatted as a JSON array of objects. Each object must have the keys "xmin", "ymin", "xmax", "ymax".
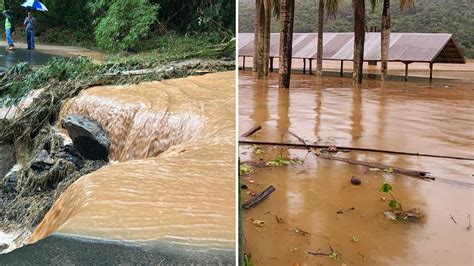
[
  {"xmin": 240, "ymin": 71, "xmax": 474, "ymax": 265},
  {"xmin": 0, "ymin": 47, "xmax": 60, "ymax": 70}
]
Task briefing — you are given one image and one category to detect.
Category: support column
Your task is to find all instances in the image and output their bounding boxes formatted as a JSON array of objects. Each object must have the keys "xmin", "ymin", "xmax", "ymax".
[
  {"xmin": 340, "ymin": 60, "xmax": 344, "ymax": 77},
  {"xmin": 429, "ymin": 62, "xmax": 433, "ymax": 82},
  {"xmin": 242, "ymin": 56, "xmax": 246, "ymax": 71},
  {"xmin": 404, "ymin": 62, "xmax": 409, "ymax": 82},
  {"xmin": 270, "ymin": 57, "xmax": 274, "ymax": 72},
  {"xmin": 303, "ymin": 59, "xmax": 306, "ymax": 74},
  {"xmin": 309, "ymin": 59, "xmax": 313, "ymax": 74}
]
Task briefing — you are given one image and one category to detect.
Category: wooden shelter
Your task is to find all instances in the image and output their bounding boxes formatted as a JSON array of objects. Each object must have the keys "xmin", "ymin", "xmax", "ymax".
[{"xmin": 239, "ymin": 32, "xmax": 466, "ymax": 81}]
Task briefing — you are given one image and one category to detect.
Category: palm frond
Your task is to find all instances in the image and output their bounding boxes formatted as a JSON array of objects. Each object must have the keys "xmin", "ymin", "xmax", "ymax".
[{"xmin": 272, "ymin": 0, "xmax": 280, "ymax": 18}]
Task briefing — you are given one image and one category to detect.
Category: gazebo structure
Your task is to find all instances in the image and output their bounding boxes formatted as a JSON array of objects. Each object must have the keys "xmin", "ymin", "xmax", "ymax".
[{"xmin": 238, "ymin": 32, "xmax": 466, "ymax": 81}]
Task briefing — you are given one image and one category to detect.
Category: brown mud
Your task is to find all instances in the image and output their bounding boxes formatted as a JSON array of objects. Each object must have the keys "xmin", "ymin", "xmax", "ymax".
[{"xmin": 239, "ymin": 71, "xmax": 473, "ymax": 265}]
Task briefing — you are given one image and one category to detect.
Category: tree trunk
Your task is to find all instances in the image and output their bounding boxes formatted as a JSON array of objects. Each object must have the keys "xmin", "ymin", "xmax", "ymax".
[
  {"xmin": 316, "ymin": 0, "xmax": 324, "ymax": 77},
  {"xmin": 353, "ymin": 0, "xmax": 366, "ymax": 84},
  {"xmin": 381, "ymin": 0, "xmax": 390, "ymax": 81},
  {"xmin": 253, "ymin": 0, "xmax": 261, "ymax": 73},
  {"xmin": 263, "ymin": 0, "xmax": 272, "ymax": 77},
  {"xmin": 278, "ymin": 0, "xmax": 295, "ymax": 89},
  {"xmin": 257, "ymin": 0, "xmax": 266, "ymax": 78}
]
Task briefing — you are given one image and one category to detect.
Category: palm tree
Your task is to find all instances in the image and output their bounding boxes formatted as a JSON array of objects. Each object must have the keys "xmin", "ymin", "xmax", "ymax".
[
  {"xmin": 254, "ymin": 0, "xmax": 266, "ymax": 78},
  {"xmin": 380, "ymin": 0, "xmax": 390, "ymax": 81},
  {"xmin": 253, "ymin": 0, "xmax": 262, "ymax": 74},
  {"xmin": 353, "ymin": 0, "xmax": 366, "ymax": 84},
  {"xmin": 263, "ymin": 0, "xmax": 272, "ymax": 77},
  {"xmin": 278, "ymin": 0, "xmax": 295, "ymax": 89},
  {"xmin": 371, "ymin": 0, "xmax": 415, "ymax": 81},
  {"xmin": 316, "ymin": 0, "xmax": 341, "ymax": 78},
  {"xmin": 255, "ymin": 0, "xmax": 278, "ymax": 78},
  {"xmin": 380, "ymin": 0, "xmax": 415, "ymax": 81}
]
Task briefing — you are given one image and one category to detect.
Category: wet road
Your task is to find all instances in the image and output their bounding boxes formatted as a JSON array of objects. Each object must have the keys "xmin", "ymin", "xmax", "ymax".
[{"xmin": 0, "ymin": 46, "xmax": 61, "ymax": 71}]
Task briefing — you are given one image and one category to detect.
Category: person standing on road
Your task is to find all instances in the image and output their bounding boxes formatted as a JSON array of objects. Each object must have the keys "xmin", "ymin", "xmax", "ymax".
[
  {"xmin": 24, "ymin": 11, "xmax": 36, "ymax": 50},
  {"xmin": 2, "ymin": 10, "xmax": 15, "ymax": 50}
]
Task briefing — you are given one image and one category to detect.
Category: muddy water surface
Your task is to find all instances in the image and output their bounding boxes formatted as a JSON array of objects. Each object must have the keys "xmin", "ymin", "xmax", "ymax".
[
  {"xmin": 240, "ymin": 71, "xmax": 473, "ymax": 265},
  {"xmin": 29, "ymin": 72, "xmax": 236, "ymax": 253}
]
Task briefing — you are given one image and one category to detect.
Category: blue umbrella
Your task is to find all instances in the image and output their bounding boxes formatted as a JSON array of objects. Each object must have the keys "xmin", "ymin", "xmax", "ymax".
[{"xmin": 21, "ymin": 0, "xmax": 48, "ymax": 12}]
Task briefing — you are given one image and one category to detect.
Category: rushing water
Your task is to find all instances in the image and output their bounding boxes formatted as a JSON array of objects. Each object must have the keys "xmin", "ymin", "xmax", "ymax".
[
  {"xmin": 240, "ymin": 71, "xmax": 473, "ymax": 265},
  {"xmin": 26, "ymin": 72, "xmax": 236, "ymax": 256}
]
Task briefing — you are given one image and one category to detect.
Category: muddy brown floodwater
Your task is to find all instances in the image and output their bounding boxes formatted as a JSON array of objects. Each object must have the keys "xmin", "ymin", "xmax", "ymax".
[
  {"xmin": 239, "ymin": 71, "xmax": 474, "ymax": 265},
  {"xmin": 28, "ymin": 72, "xmax": 236, "ymax": 253}
]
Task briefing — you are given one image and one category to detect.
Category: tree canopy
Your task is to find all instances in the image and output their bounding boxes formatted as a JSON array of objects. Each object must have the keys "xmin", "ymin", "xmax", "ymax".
[{"xmin": 1, "ymin": 0, "xmax": 235, "ymax": 51}]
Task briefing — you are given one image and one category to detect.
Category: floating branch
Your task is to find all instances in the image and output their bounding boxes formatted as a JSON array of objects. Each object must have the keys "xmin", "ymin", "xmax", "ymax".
[
  {"xmin": 242, "ymin": 185, "xmax": 275, "ymax": 210},
  {"xmin": 240, "ymin": 124, "xmax": 262, "ymax": 138},
  {"xmin": 238, "ymin": 139, "xmax": 473, "ymax": 161}
]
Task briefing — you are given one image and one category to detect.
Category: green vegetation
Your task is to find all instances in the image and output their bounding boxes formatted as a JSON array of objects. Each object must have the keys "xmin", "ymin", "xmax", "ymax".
[
  {"xmin": 266, "ymin": 155, "xmax": 304, "ymax": 167},
  {"xmin": 91, "ymin": 0, "xmax": 159, "ymax": 51},
  {"xmin": 253, "ymin": 144, "xmax": 263, "ymax": 154},
  {"xmin": 0, "ymin": 34, "xmax": 234, "ymax": 105},
  {"xmin": 239, "ymin": 0, "xmax": 474, "ymax": 58},
  {"xmin": 244, "ymin": 253, "xmax": 254, "ymax": 266},
  {"xmin": 379, "ymin": 182, "xmax": 403, "ymax": 210},
  {"xmin": 1, "ymin": 0, "xmax": 235, "ymax": 52},
  {"xmin": 240, "ymin": 164, "xmax": 254, "ymax": 175}
]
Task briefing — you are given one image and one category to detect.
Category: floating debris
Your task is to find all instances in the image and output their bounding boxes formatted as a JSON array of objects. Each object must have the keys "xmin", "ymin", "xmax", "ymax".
[
  {"xmin": 351, "ymin": 176, "xmax": 362, "ymax": 186},
  {"xmin": 252, "ymin": 220, "xmax": 265, "ymax": 227}
]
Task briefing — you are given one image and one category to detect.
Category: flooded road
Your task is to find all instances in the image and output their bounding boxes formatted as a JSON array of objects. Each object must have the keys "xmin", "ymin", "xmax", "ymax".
[
  {"xmin": 239, "ymin": 71, "xmax": 473, "ymax": 265},
  {"xmin": 27, "ymin": 72, "xmax": 236, "ymax": 257},
  {"xmin": 0, "ymin": 48, "xmax": 60, "ymax": 71}
]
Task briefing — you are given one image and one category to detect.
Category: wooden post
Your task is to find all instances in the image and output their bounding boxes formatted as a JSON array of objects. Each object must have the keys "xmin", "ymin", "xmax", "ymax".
[
  {"xmin": 429, "ymin": 62, "xmax": 433, "ymax": 82},
  {"xmin": 404, "ymin": 62, "xmax": 409, "ymax": 81},
  {"xmin": 340, "ymin": 60, "xmax": 344, "ymax": 77},
  {"xmin": 309, "ymin": 59, "xmax": 313, "ymax": 74},
  {"xmin": 242, "ymin": 56, "xmax": 246, "ymax": 71},
  {"xmin": 270, "ymin": 57, "xmax": 274, "ymax": 72},
  {"xmin": 303, "ymin": 59, "xmax": 306, "ymax": 74}
]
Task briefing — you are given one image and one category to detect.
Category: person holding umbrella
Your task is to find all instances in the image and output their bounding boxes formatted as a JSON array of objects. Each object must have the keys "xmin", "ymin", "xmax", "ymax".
[
  {"xmin": 2, "ymin": 10, "xmax": 15, "ymax": 50},
  {"xmin": 24, "ymin": 11, "xmax": 36, "ymax": 50}
]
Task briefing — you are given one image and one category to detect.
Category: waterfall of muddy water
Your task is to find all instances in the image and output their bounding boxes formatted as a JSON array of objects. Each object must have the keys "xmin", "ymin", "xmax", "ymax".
[
  {"xmin": 239, "ymin": 72, "xmax": 474, "ymax": 265},
  {"xmin": 27, "ymin": 72, "xmax": 235, "ymax": 255}
]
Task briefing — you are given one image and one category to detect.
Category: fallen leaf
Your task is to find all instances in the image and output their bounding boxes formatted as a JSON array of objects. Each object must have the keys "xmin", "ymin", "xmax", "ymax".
[
  {"xmin": 253, "ymin": 220, "xmax": 265, "ymax": 227},
  {"xmin": 275, "ymin": 215, "xmax": 285, "ymax": 224}
]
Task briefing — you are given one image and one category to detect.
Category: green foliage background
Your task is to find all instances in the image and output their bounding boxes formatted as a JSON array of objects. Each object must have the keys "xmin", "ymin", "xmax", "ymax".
[
  {"xmin": 239, "ymin": 0, "xmax": 474, "ymax": 58},
  {"xmin": 1, "ymin": 0, "xmax": 235, "ymax": 51}
]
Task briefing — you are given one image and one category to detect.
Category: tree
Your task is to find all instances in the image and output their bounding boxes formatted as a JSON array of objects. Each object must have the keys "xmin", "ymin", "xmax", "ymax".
[
  {"xmin": 316, "ymin": 0, "xmax": 325, "ymax": 77},
  {"xmin": 278, "ymin": 0, "xmax": 295, "ymax": 89},
  {"xmin": 371, "ymin": 0, "xmax": 415, "ymax": 81},
  {"xmin": 263, "ymin": 0, "xmax": 272, "ymax": 77},
  {"xmin": 380, "ymin": 0, "xmax": 390, "ymax": 81},
  {"xmin": 353, "ymin": 0, "xmax": 365, "ymax": 84},
  {"xmin": 254, "ymin": 0, "xmax": 276, "ymax": 78},
  {"xmin": 316, "ymin": 0, "xmax": 341, "ymax": 78},
  {"xmin": 92, "ymin": 0, "xmax": 158, "ymax": 51},
  {"xmin": 253, "ymin": 0, "xmax": 262, "ymax": 74}
]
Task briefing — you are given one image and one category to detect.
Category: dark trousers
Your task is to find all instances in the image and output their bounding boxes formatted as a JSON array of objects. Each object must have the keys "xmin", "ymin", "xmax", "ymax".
[{"xmin": 26, "ymin": 29, "xmax": 35, "ymax": 50}]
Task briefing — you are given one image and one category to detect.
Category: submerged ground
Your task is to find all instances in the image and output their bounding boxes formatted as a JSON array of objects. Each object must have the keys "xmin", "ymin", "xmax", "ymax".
[{"xmin": 239, "ymin": 71, "xmax": 473, "ymax": 265}]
